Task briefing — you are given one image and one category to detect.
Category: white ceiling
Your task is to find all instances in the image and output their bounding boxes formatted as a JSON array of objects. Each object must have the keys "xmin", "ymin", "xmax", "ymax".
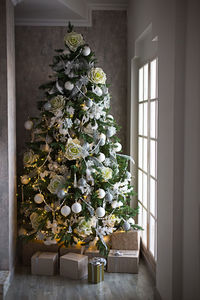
[{"xmin": 14, "ymin": 0, "xmax": 128, "ymax": 26}]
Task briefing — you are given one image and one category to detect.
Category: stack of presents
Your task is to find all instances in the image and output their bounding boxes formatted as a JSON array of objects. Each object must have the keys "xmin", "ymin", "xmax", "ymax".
[{"xmin": 29, "ymin": 230, "xmax": 140, "ymax": 284}]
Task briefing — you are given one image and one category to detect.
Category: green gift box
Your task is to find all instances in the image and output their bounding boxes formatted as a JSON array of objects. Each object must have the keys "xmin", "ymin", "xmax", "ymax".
[{"xmin": 88, "ymin": 257, "xmax": 106, "ymax": 284}]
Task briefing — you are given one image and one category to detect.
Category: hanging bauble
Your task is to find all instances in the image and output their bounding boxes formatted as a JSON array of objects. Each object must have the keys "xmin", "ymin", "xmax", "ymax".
[
  {"xmin": 40, "ymin": 143, "xmax": 50, "ymax": 152},
  {"xmin": 18, "ymin": 227, "xmax": 27, "ymax": 236},
  {"xmin": 99, "ymin": 133, "xmax": 106, "ymax": 146},
  {"xmin": 82, "ymin": 46, "xmax": 91, "ymax": 56},
  {"xmin": 126, "ymin": 171, "xmax": 132, "ymax": 180},
  {"xmin": 107, "ymin": 114, "xmax": 114, "ymax": 120},
  {"xmin": 107, "ymin": 127, "xmax": 116, "ymax": 138},
  {"xmin": 21, "ymin": 175, "xmax": 30, "ymax": 185},
  {"xmin": 78, "ymin": 178, "xmax": 86, "ymax": 187},
  {"xmin": 44, "ymin": 102, "xmax": 51, "ymax": 111},
  {"xmin": 72, "ymin": 202, "xmax": 82, "ymax": 214},
  {"xmin": 97, "ymin": 189, "xmax": 106, "ymax": 199},
  {"xmin": 34, "ymin": 193, "xmax": 44, "ymax": 204},
  {"xmin": 123, "ymin": 221, "xmax": 131, "ymax": 231},
  {"xmin": 86, "ymin": 98, "xmax": 93, "ymax": 108},
  {"xmin": 113, "ymin": 142, "xmax": 122, "ymax": 152},
  {"xmin": 64, "ymin": 81, "xmax": 74, "ymax": 91},
  {"xmin": 105, "ymin": 192, "xmax": 113, "ymax": 202},
  {"xmin": 93, "ymin": 86, "xmax": 102, "ymax": 97},
  {"xmin": 61, "ymin": 205, "xmax": 71, "ymax": 217},
  {"xmin": 96, "ymin": 207, "xmax": 105, "ymax": 218},
  {"xmin": 97, "ymin": 153, "xmax": 105, "ymax": 162},
  {"xmin": 57, "ymin": 188, "xmax": 67, "ymax": 199},
  {"xmin": 24, "ymin": 120, "xmax": 33, "ymax": 130},
  {"xmin": 111, "ymin": 200, "xmax": 117, "ymax": 208}
]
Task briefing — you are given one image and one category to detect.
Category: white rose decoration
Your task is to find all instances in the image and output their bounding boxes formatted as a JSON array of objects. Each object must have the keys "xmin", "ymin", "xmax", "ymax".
[
  {"xmin": 47, "ymin": 175, "xmax": 65, "ymax": 194},
  {"xmin": 101, "ymin": 167, "xmax": 113, "ymax": 181},
  {"xmin": 65, "ymin": 138, "xmax": 83, "ymax": 160},
  {"xmin": 50, "ymin": 95, "xmax": 66, "ymax": 113},
  {"xmin": 64, "ymin": 31, "xmax": 85, "ymax": 52},
  {"xmin": 88, "ymin": 68, "xmax": 106, "ymax": 84}
]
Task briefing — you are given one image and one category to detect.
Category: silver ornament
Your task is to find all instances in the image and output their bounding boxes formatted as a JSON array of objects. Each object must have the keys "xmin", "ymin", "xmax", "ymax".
[
  {"xmin": 78, "ymin": 178, "xmax": 86, "ymax": 187},
  {"xmin": 96, "ymin": 207, "xmax": 105, "ymax": 218},
  {"xmin": 71, "ymin": 202, "xmax": 82, "ymax": 214},
  {"xmin": 57, "ymin": 189, "xmax": 67, "ymax": 199},
  {"xmin": 86, "ymin": 99, "xmax": 93, "ymax": 108},
  {"xmin": 123, "ymin": 221, "xmax": 131, "ymax": 231},
  {"xmin": 105, "ymin": 192, "xmax": 113, "ymax": 203},
  {"xmin": 44, "ymin": 102, "xmax": 51, "ymax": 111}
]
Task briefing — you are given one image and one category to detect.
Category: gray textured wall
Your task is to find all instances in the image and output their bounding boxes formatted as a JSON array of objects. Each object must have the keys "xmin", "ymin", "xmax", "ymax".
[
  {"xmin": 15, "ymin": 10, "xmax": 127, "ymax": 173},
  {"xmin": 0, "ymin": 0, "xmax": 16, "ymax": 271}
]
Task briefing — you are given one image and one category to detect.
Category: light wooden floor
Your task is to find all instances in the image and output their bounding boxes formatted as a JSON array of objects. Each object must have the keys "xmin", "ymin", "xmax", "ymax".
[{"xmin": 5, "ymin": 259, "xmax": 156, "ymax": 300}]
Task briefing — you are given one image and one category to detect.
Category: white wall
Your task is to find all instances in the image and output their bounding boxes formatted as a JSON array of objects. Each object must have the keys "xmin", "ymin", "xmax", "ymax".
[{"xmin": 128, "ymin": 0, "xmax": 200, "ymax": 299}]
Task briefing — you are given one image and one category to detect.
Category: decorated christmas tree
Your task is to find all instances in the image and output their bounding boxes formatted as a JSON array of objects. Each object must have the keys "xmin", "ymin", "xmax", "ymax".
[{"xmin": 18, "ymin": 23, "xmax": 141, "ymax": 256}]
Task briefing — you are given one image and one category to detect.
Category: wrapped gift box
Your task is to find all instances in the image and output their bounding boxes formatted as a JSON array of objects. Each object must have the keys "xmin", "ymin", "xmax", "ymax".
[
  {"xmin": 88, "ymin": 257, "xmax": 105, "ymax": 284},
  {"xmin": 60, "ymin": 252, "xmax": 88, "ymax": 279},
  {"xmin": 31, "ymin": 251, "xmax": 58, "ymax": 275},
  {"xmin": 111, "ymin": 230, "xmax": 140, "ymax": 250},
  {"xmin": 107, "ymin": 250, "xmax": 139, "ymax": 273}
]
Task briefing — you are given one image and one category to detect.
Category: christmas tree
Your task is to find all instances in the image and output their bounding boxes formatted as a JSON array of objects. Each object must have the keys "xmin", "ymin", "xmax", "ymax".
[{"xmin": 18, "ymin": 23, "xmax": 141, "ymax": 256}]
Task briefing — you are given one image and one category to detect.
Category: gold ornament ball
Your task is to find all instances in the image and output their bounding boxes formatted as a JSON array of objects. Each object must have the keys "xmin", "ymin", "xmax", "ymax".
[
  {"xmin": 21, "ymin": 175, "xmax": 30, "ymax": 185},
  {"xmin": 34, "ymin": 193, "xmax": 44, "ymax": 204}
]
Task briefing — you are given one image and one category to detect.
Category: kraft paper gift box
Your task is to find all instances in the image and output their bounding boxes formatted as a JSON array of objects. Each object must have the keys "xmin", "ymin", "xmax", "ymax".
[
  {"xmin": 88, "ymin": 257, "xmax": 106, "ymax": 284},
  {"xmin": 111, "ymin": 230, "xmax": 140, "ymax": 250},
  {"xmin": 107, "ymin": 250, "xmax": 139, "ymax": 273},
  {"xmin": 31, "ymin": 251, "xmax": 58, "ymax": 275},
  {"xmin": 60, "ymin": 252, "xmax": 88, "ymax": 279}
]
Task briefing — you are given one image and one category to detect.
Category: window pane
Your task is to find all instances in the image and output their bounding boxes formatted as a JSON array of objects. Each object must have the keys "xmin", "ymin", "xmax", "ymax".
[
  {"xmin": 144, "ymin": 64, "xmax": 148, "ymax": 100},
  {"xmin": 138, "ymin": 170, "xmax": 143, "ymax": 202},
  {"xmin": 138, "ymin": 203, "xmax": 143, "ymax": 228},
  {"xmin": 143, "ymin": 208, "xmax": 147, "ymax": 246},
  {"xmin": 138, "ymin": 137, "xmax": 143, "ymax": 169},
  {"xmin": 139, "ymin": 67, "xmax": 143, "ymax": 101},
  {"xmin": 150, "ymin": 101, "xmax": 156, "ymax": 138},
  {"xmin": 150, "ymin": 59, "xmax": 157, "ymax": 99},
  {"xmin": 143, "ymin": 138, "xmax": 147, "ymax": 173},
  {"xmin": 143, "ymin": 102, "xmax": 148, "ymax": 136},
  {"xmin": 149, "ymin": 216, "xmax": 155, "ymax": 256},
  {"xmin": 143, "ymin": 173, "xmax": 147, "ymax": 208},
  {"xmin": 150, "ymin": 140, "xmax": 156, "ymax": 177},
  {"xmin": 150, "ymin": 177, "xmax": 156, "ymax": 216},
  {"xmin": 139, "ymin": 103, "xmax": 143, "ymax": 135}
]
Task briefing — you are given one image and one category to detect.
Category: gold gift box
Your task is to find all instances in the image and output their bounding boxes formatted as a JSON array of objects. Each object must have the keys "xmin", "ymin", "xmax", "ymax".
[{"xmin": 88, "ymin": 259, "xmax": 105, "ymax": 284}]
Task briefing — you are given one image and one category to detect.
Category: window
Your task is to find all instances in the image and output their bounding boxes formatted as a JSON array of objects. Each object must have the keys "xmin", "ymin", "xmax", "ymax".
[{"xmin": 138, "ymin": 58, "xmax": 158, "ymax": 261}]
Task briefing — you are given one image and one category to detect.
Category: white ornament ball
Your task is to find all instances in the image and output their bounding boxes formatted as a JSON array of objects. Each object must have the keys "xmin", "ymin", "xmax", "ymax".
[
  {"xmin": 97, "ymin": 189, "xmax": 106, "ymax": 199},
  {"xmin": 97, "ymin": 153, "xmax": 105, "ymax": 162},
  {"xmin": 99, "ymin": 133, "xmax": 106, "ymax": 146},
  {"xmin": 44, "ymin": 102, "xmax": 51, "ymax": 111},
  {"xmin": 64, "ymin": 81, "xmax": 74, "ymax": 91},
  {"xmin": 82, "ymin": 46, "xmax": 91, "ymax": 56},
  {"xmin": 57, "ymin": 189, "xmax": 67, "ymax": 199},
  {"xmin": 24, "ymin": 120, "xmax": 33, "ymax": 130},
  {"xmin": 94, "ymin": 86, "xmax": 102, "ymax": 97},
  {"xmin": 61, "ymin": 205, "xmax": 71, "ymax": 217},
  {"xmin": 114, "ymin": 142, "xmax": 122, "ymax": 152},
  {"xmin": 107, "ymin": 127, "xmax": 116, "ymax": 138},
  {"xmin": 96, "ymin": 207, "xmax": 105, "ymax": 218},
  {"xmin": 34, "ymin": 193, "xmax": 44, "ymax": 204},
  {"xmin": 72, "ymin": 202, "xmax": 82, "ymax": 214},
  {"xmin": 21, "ymin": 175, "xmax": 30, "ymax": 185},
  {"xmin": 107, "ymin": 114, "xmax": 114, "ymax": 120},
  {"xmin": 123, "ymin": 221, "xmax": 131, "ymax": 231}
]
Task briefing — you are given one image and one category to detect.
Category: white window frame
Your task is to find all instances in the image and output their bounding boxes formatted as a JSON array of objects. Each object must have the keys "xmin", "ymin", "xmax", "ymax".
[{"xmin": 137, "ymin": 58, "xmax": 158, "ymax": 268}]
